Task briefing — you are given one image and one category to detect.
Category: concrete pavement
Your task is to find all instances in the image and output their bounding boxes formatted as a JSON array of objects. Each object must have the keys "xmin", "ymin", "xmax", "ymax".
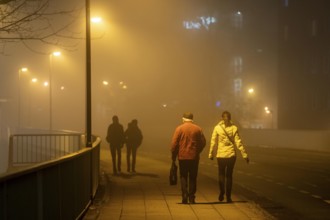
[{"xmin": 83, "ymin": 146, "xmax": 274, "ymax": 220}]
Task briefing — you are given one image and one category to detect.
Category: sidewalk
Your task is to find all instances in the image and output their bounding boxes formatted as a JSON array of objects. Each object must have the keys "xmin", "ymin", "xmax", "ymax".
[{"xmin": 83, "ymin": 147, "xmax": 274, "ymax": 220}]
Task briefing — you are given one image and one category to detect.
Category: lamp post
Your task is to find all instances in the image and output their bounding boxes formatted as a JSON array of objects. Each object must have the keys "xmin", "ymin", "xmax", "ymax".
[
  {"xmin": 246, "ymin": 87, "xmax": 255, "ymax": 128},
  {"xmin": 49, "ymin": 51, "xmax": 61, "ymax": 131},
  {"xmin": 264, "ymin": 106, "xmax": 273, "ymax": 129},
  {"xmin": 85, "ymin": 9, "xmax": 103, "ymax": 147},
  {"xmin": 29, "ymin": 77, "xmax": 38, "ymax": 127},
  {"xmin": 86, "ymin": 0, "xmax": 92, "ymax": 147},
  {"xmin": 18, "ymin": 67, "xmax": 28, "ymax": 128}
]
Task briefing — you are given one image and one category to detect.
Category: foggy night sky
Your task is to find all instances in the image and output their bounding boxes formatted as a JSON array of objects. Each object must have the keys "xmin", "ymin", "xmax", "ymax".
[{"xmin": 0, "ymin": 0, "xmax": 278, "ymax": 169}]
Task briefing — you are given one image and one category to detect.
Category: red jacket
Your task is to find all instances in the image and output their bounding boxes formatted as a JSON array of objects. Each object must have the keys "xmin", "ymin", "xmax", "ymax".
[{"xmin": 171, "ymin": 121, "xmax": 206, "ymax": 160}]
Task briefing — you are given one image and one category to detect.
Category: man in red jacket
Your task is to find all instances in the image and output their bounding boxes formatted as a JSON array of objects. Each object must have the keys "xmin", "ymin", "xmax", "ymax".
[{"xmin": 170, "ymin": 112, "xmax": 206, "ymax": 204}]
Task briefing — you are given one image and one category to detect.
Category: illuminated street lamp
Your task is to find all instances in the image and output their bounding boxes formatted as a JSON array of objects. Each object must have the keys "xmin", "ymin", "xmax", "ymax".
[
  {"xmin": 248, "ymin": 88, "xmax": 254, "ymax": 94},
  {"xmin": 18, "ymin": 67, "xmax": 29, "ymax": 128},
  {"xmin": 91, "ymin": 17, "xmax": 102, "ymax": 23},
  {"xmin": 86, "ymin": 0, "xmax": 92, "ymax": 147},
  {"xmin": 264, "ymin": 106, "xmax": 273, "ymax": 129},
  {"xmin": 49, "ymin": 51, "xmax": 61, "ymax": 131}
]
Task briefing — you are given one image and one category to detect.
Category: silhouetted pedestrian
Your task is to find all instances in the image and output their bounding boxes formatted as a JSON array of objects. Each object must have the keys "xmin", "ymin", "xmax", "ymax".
[
  {"xmin": 106, "ymin": 115, "xmax": 125, "ymax": 175},
  {"xmin": 124, "ymin": 119, "xmax": 143, "ymax": 173},
  {"xmin": 208, "ymin": 111, "xmax": 249, "ymax": 203},
  {"xmin": 170, "ymin": 112, "xmax": 206, "ymax": 204}
]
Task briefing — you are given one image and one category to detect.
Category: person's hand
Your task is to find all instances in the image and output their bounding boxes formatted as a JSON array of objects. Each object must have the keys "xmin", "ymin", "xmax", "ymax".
[{"xmin": 245, "ymin": 157, "xmax": 250, "ymax": 164}]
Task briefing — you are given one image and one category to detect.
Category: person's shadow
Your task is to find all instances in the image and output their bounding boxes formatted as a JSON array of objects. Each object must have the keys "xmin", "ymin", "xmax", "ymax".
[
  {"xmin": 189, "ymin": 200, "xmax": 248, "ymax": 205},
  {"xmin": 118, "ymin": 172, "xmax": 159, "ymax": 179}
]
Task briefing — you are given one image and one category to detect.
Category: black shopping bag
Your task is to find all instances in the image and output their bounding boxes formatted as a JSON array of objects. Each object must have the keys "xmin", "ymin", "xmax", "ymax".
[{"xmin": 169, "ymin": 161, "xmax": 177, "ymax": 185}]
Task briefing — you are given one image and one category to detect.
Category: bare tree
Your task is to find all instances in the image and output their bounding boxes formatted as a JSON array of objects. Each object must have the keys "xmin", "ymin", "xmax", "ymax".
[{"xmin": 0, "ymin": 0, "xmax": 84, "ymax": 54}]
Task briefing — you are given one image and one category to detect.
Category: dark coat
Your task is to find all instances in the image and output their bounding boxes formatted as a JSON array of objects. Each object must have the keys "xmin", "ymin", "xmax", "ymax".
[
  {"xmin": 106, "ymin": 123, "xmax": 125, "ymax": 147},
  {"xmin": 124, "ymin": 123, "xmax": 143, "ymax": 148}
]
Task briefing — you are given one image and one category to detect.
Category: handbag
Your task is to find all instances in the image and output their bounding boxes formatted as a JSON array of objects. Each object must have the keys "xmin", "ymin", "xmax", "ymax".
[{"xmin": 169, "ymin": 161, "xmax": 178, "ymax": 185}]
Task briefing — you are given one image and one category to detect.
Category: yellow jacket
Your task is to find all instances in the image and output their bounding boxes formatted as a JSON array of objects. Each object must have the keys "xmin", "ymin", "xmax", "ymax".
[{"xmin": 208, "ymin": 120, "xmax": 248, "ymax": 159}]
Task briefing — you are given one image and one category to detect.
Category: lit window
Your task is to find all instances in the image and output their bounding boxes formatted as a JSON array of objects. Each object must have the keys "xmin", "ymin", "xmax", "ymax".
[
  {"xmin": 234, "ymin": 78, "xmax": 242, "ymax": 95},
  {"xmin": 232, "ymin": 56, "xmax": 243, "ymax": 74}
]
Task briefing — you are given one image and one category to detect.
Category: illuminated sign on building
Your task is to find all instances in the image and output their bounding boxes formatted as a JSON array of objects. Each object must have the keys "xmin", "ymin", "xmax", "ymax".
[{"xmin": 183, "ymin": 16, "xmax": 217, "ymax": 30}]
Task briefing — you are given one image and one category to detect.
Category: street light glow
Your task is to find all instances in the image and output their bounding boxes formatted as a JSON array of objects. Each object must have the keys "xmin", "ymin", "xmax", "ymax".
[
  {"xmin": 52, "ymin": 51, "xmax": 61, "ymax": 57},
  {"xmin": 91, "ymin": 17, "xmax": 102, "ymax": 23},
  {"xmin": 248, "ymin": 88, "xmax": 254, "ymax": 94},
  {"xmin": 31, "ymin": 78, "xmax": 38, "ymax": 83},
  {"xmin": 21, "ymin": 67, "xmax": 28, "ymax": 72},
  {"xmin": 44, "ymin": 81, "xmax": 49, "ymax": 87},
  {"xmin": 103, "ymin": 80, "xmax": 109, "ymax": 85}
]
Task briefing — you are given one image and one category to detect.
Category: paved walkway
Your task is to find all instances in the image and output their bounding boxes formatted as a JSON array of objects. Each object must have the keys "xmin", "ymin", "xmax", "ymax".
[{"xmin": 83, "ymin": 147, "xmax": 274, "ymax": 220}]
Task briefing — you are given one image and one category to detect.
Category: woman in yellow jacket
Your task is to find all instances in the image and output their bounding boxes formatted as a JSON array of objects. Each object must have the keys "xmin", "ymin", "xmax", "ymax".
[{"xmin": 208, "ymin": 111, "xmax": 249, "ymax": 203}]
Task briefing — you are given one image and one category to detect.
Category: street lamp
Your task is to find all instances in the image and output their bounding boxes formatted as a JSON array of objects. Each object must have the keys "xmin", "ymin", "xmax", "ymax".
[
  {"xmin": 264, "ymin": 106, "xmax": 273, "ymax": 129},
  {"xmin": 18, "ymin": 67, "xmax": 28, "ymax": 128},
  {"xmin": 49, "ymin": 51, "xmax": 61, "ymax": 131},
  {"xmin": 86, "ymin": 0, "xmax": 92, "ymax": 147},
  {"xmin": 91, "ymin": 17, "xmax": 102, "ymax": 24},
  {"xmin": 85, "ymin": 8, "xmax": 103, "ymax": 147}
]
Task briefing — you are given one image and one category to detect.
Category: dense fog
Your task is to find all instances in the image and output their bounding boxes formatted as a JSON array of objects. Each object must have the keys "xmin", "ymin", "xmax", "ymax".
[{"xmin": 0, "ymin": 0, "xmax": 278, "ymax": 172}]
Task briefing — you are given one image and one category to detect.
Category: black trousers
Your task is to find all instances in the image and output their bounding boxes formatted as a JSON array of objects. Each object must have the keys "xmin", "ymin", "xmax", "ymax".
[
  {"xmin": 179, "ymin": 160, "xmax": 199, "ymax": 200},
  {"xmin": 217, "ymin": 157, "xmax": 236, "ymax": 198},
  {"xmin": 110, "ymin": 145, "xmax": 122, "ymax": 173},
  {"xmin": 126, "ymin": 145, "xmax": 138, "ymax": 171}
]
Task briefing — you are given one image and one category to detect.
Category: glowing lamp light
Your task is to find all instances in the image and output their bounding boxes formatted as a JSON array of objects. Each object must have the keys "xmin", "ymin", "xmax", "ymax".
[
  {"xmin": 31, "ymin": 78, "xmax": 38, "ymax": 83},
  {"xmin": 21, "ymin": 67, "xmax": 28, "ymax": 72},
  {"xmin": 264, "ymin": 106, "xmax": 272, "ymax": 114},
  {"xmin": 103, "ymin": 81, "xmax": 109, "ymax": 85},
  {"xmin": 91, "ymin": 17, "xmax": 102, "ymax": 23},
  {"xmin": 52, "ymin": 51, "xmax": 61, "ymax": 57}
]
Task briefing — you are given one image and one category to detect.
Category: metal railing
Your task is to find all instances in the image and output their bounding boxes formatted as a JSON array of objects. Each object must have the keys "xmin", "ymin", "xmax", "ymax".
[
  {"xmin": 0, "ymin": 134, "xmax": 100, "ymax": 220},
  {"xmin": 8, "ymin": 134, "xmax": 84, "ymax": 168}
]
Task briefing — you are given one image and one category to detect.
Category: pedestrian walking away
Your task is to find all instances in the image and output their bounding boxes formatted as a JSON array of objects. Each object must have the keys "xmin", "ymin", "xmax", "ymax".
[
  {"xmin": 208, "ymin": 110, "xmax": 249, "ymax": 203},
  {"xmin": 106, "ymin": 115, "xmax": 125, "ymax": 175},
  {"xmin": 124, "ymin": 119, "xmax": 143, "ymax": 173},
  {"xmin": 170, "ymin": 112, "xmax": 206, "ymax": 204}
]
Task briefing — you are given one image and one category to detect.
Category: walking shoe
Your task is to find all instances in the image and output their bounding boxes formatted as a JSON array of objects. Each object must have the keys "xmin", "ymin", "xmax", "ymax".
[
  {"xmin": 226, "ymin": 197, "xmax": 232, "ymax": 203},
  {"xmin": 182, "ymin": 198, "xmax": 188, "ymax": 204},
  {"xmin": 218, "ymin": 194, "xmax": 224, "ymax": 202},
  {"xmin": 189, "ymin": 198, "xmax": 196, "ymax": 204}
]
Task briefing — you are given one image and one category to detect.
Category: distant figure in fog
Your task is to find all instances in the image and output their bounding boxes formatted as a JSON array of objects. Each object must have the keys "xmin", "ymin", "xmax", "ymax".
[
  {"xmin": 106, "ymin": 115, "xmax": 125, "ymax": 175},
  {"xmin": 208, "ymin": 111, "xmax": 249, "ymax": 203},
  {"xmin": 171, "ymin": 112, "xmax": 206, "ymax": 204},
  {"xmin": 124, "ymin": 119, "xmax": 143, "ymax": 173}
]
